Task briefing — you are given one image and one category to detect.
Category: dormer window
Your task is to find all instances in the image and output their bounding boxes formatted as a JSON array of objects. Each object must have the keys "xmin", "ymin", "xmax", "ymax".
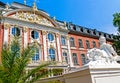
[{"xmin": 80, "ymin": 28, "xmax": 83, "ymax": 32}]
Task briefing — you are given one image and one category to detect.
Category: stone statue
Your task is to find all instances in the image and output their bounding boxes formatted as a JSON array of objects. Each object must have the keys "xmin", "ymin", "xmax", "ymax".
[{"xmin": 86, "ymin": 36, "xmax": 120, "ymax": 65}]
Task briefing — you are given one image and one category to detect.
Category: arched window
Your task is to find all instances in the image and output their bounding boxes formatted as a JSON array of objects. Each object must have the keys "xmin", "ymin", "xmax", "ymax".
[
  {"xmin": 72, "ymin": 53, "xmax": 78, "ymax": 65},
  {"xmin": 31, "ymin": 31, "xmax": 39, "ymax": 39},
  {"xmin": 78, "ymin": 39, "xmax": 83, "ymax": 48},
  {"xmin": 48, "ymin": 33, "xmax": 54, "ymax": 41},
  {"xmin": 81, "ymin": 54, "xmax": 87, "ymax": 65},
  {"xmin": 32, "ymin": 48, "xmax": 39, "ymax": 61},
  {"xmin": 61, "ymin": 36, "xmax": 66, "ymax": 45},
  {"xmin": 70, "ymin": 37, "xmax": 75, "ymax": 47},
  {"xmin": 49, "ymin": 49, "xmax": 55, "ymax": 61},
  {"xmin": 63, "ymin": 52, "xmax": 68, "ymax": 64},
  {"xmin": 12, "ymin": 27, "xmax": 20, "ymax": 36},
  {"xmin": 92, "ymin": 41, "xmax": 96, "ymax": 48},
  {"xmin": 86, "ymin": 40, "xmax": 90, "ymax": 49}
]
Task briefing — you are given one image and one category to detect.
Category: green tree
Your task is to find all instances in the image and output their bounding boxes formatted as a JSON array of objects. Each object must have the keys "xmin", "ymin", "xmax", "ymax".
[
  {"xmin": 0, "ymin": 36, "xmax": 52, "ymax": 83},
  {"xmin": 113, "ymin": 13, "xmax": 120, "ymax": 55}
]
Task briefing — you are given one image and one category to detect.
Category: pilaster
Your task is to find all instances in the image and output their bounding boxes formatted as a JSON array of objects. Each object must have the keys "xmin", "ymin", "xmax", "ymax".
[
  {"xmin": 42, "ymin": 30, "xmax": 47, "ymax": 61},
  {"xmin": 66, "ymin": 35, "xmax": 74, "ymax": 67},
  {"xmin": 56, "ymin": 33, "xmax": 62, "ymax": 62}
]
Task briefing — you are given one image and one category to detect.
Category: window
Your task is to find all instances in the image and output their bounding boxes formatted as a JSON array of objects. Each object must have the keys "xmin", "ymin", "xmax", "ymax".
[
  {"xmin": 49, "ymin": 49, "xmax": 55, "ymax": 61},
  {"xmin": 48, "ymin": 33, "xmax": 54, "ymax": 41},
  {"xmin": 70, "ymin": 37, "xmax": 75, "ymax": 47},
  {"xmin": 32, "ymin": 48, "xmax": 39, "ymax": 61},
  {"xmin": 92, "ymin": 41, "xmax": 96, "ymax": 48},
  {"xmin": 86, "ymin": 40, "xmax": 90, "ymax": 49},
  {"xmin": 61, "ymin": 36, "xmax": 66, "ymax": 45},
  {"xmin": 63, "ymin": 52, "xmax": 68, "ymax": 64},
  {"xmin": 78, "ymin": 39, "xmax": 83, "ymax": 48},
  {"xmin": 12, "ymin": 27, "xmax": 20, "ymax": 36},
  {"xmin": 72, "ymin": 53, "xmax": 78, "ymax": 65},
  {"xmin": 31, "ymin": 31, "xmax": 39, "ymax": 39},
  {"xmin": 81, "ymin": 54, "xmax": 87, "ymax": 65}
]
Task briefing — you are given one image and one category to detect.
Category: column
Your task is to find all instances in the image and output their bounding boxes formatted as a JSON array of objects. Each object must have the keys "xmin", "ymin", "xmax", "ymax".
[
  {"xmin": 3, "ymin": 23, "xmax": 10, "ymax": 44},
  {"xmin": 0, "ymin": 24, "xmax": 4, "ymax": 63},
  {"xmin": 66, "ymin": 36, "xmax": 74, "ymax": 67},
  {"xmin": 56, "ymin": 33, "xmax": 62, "ymax": 62},
  {"xmin": 23, "ymin": 26, "xmax": 28, "ymax": 47},
  {"xmin": 42, "ymin": 30, "xmax": 47, "ymax": 61}
]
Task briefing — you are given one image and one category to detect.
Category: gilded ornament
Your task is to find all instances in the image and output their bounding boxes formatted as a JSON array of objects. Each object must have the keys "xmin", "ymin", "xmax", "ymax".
[
  {"xmin": 4, "ymin": 23, "xmax": 10, "ymax": 29},
  {"xmin": 50, "ymin": 44, "xmax": 54, "ymax": 48},
  {"xmin": 9, "ymin": 11, "xmax": 54, "ymax": 27},
  {"xmin": 42, "ymin": 30, "xmax": 47, "ymax": 35},
  {"xmin": 23, "ymin": 26, "xmax": 28, "ymax": 32},
  {"xmin": 56, "ymin": 33, "xmax": 60, "ymax": 37},
  {"xmin": 66, "ymin": 35, "xmax": 69, "ymax": 40}
]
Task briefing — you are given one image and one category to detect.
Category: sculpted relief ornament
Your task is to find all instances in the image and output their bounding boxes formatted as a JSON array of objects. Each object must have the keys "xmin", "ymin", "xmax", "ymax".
[
  {"xmin": 9, "ymin": 11, "xmax": 54, "ymax": 27},
  {"xmin": 87, "ymin": 36, "xmax": 120, "ymax": 65}
]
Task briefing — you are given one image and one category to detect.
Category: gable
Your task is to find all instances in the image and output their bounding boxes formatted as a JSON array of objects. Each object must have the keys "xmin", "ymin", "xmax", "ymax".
[{"xmin": 4, "ymin": 9, "xmax": 57, "ymax": 27}]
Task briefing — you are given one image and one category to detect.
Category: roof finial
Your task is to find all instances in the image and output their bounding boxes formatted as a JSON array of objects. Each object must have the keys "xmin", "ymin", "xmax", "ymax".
[
  {"xmin": 5, "ymin": 2, "xmax": 10, "ymax": 11},
  {"xmin": 33, "ymin": 1, "xmax": 38, "ymax": 11},
  {"xmin": 24, "ymin": 0, "xmax": 26, "ymax": 5},
  {"xmin": 53, "ymin": 16, "xmax": 56, "ymax": 20}
]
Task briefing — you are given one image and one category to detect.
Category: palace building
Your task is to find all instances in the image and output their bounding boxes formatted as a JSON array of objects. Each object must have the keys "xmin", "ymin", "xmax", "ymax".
[{"xmin": 0, "ymin": 1, "xmax": 114, "ymax": 70}]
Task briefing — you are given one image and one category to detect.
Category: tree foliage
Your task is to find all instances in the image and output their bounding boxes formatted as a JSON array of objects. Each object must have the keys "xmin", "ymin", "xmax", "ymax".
[
  {"xmin": 0, "ymin": 36, "xmax": 53, "ymax": 83},
  {"xmin": 113, "ymin": 13, "xmax": 120, "ymax": 55}
]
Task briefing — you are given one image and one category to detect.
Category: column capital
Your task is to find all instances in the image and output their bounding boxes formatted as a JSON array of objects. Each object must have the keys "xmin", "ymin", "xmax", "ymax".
[
  {"xmin": 23, "ymin": 26, "xmax": 28, "ymax": 33},
  {"xmin": 42, "ymin": 30, "xmax": 47, "ymax": 35},
  {"xmin": 4, "ymin": 23, "xmax": 10, "ymax": 30},
  {"xmin": 66, "ymin": 35, "xmax": 69, "ymax": 40},
  {"xmin": 56, "ymin": 33, "xmax": 60, "ymax": 37}
]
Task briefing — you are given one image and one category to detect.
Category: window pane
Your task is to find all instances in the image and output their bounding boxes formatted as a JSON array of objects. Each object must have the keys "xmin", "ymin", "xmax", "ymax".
[
  {"xmin": 31, "ymin": 31, "xmax": 39, "ymax": 39},
  {"xmin": 32, "ymin": 49, "xmax": 39, "ymax": 61},
  {"xmin": 86, "ymin": 40, "xmax": 90, "ymax": 49},
  {"xmin": 72, "ymin": 53, "xmax": 78, "ymax": 65},
  {"xmin": 48, "ymin": 33, "xmax": 54, "ymax": 41},
  {"xmin": 70, "ymin": 37, "xmax": 75, "ymax": 47},
  {"xmin": 93, "ymin": 41, "xmax": 96, "ymax": 48},
  {"xmin": 63, "ymin": 52, "xmax": 68, "ymax": 64},
  {"xmin": 81, "ymin": 54, "xmax": 87, "ymax": 65},
  {"xmin": 12, "ymin": 27, "xmax": 20, "ymax": 36},
  {"xmin": 49, "ymin": 49, "xmax": 55, "ymax": 61},
  {"xmin": 78, "ymin": 39, "xmax": 83, "ymax": 48},
  {"xmin": 61, "ymin": 36, "xmax": 66, "ymax": 45}
]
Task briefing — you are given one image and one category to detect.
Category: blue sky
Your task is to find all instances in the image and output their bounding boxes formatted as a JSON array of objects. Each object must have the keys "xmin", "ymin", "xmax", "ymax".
[{"xmin": 1, "ymin": 0, "xmax": 120, "ymax": 34}]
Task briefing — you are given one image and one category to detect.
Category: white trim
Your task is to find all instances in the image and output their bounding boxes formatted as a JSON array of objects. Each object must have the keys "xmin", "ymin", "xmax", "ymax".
[
  {"xmin": 3, "ymin": 28, "xmax": 8, "ymax": 44},
  {"xmin": 43, "ymin": 33, "xmax": 47, "ymax": 61},
  {"xmin": 67, "ymin": 39, "xmax": 74, "ymax": 67},
  {"xmin": 56, "ymin": 36, "xmax": 62, "ymax": 62}
]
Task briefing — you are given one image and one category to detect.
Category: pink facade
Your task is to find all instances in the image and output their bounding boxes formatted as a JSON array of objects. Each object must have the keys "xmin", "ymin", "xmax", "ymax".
[{"xmin": 0, "ymin": 2, "xmax": 114, "ymax": 68}]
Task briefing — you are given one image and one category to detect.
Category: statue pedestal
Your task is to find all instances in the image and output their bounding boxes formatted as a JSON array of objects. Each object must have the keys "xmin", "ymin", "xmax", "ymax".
[
  {"xmin": 88, "ymin": 64, "xmax": 120, "ymax": 83},
  {"xmin": 61, "ymin": 64, "xmax": 120, "ymax": 83},
  {"xmin": 39, "ymin": 64, "xmax": 120, "ymax": 83}
]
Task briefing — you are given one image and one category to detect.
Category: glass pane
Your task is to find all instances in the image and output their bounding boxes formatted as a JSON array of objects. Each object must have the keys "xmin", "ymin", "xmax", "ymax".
[
  {"xmin": 49, "ymin": 49, "xmax": 55, "ymax": 61},
  {"xmin": 32, "ymin": 49, "xmax": 39, "ymax": 61},
  {"xmin": 31, "ymin": 31, "xmax": 39, "ymax": 39},
  {"xmin": 48, "ymin": 33, "xmax": 54, "ymax": 41}
]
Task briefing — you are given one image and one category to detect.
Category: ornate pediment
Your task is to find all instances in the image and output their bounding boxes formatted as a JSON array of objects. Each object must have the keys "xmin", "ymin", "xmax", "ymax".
[{"xmin": 8, "ymin": 11, "xmax": 54, "ymax": 27}]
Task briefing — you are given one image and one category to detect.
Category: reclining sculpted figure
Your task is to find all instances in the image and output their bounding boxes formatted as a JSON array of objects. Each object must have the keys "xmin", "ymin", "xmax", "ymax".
[{"xmin": 87, "ymin": 36, "xmax": 119, "ymax": 65}]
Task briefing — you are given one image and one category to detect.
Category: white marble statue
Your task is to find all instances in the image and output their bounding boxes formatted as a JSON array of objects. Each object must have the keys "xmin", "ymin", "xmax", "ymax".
[{"xmin": 87, "ymin": 36, "xmax": 120, "ymax": 65}]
